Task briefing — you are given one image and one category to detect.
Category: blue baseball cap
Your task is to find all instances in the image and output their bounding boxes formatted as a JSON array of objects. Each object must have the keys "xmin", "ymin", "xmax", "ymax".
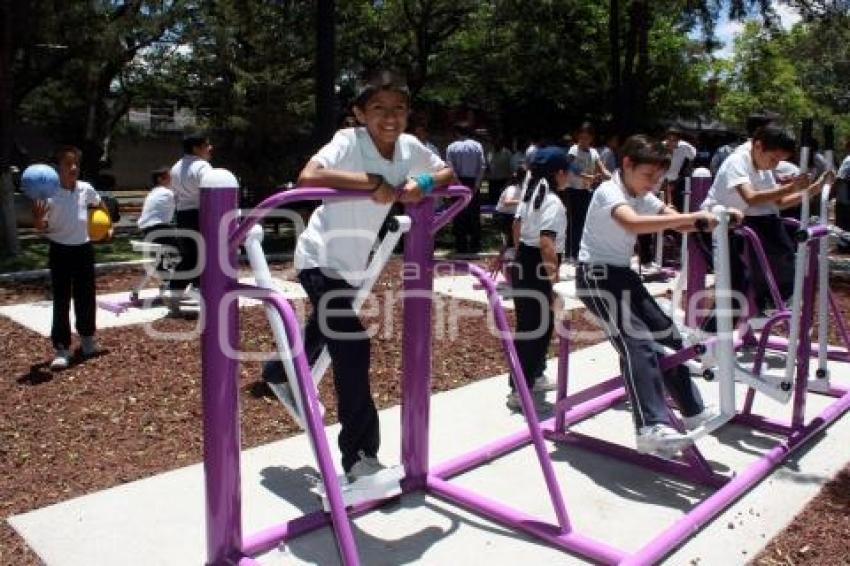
[{"xmin": 529, "ymin": 146, "xmax": 579, "ymax": 175}]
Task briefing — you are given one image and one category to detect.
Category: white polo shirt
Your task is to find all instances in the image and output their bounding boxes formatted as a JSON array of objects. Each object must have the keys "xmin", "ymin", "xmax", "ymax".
[
  {"xmin": 701, "ymin": 147, "xmax": 777, "ymax": 216},
  {"xmin": 567, "ymin": 145, "xmax": 600, "ymax": 190},
  {"xmin": 515, "ymin": 179, "xmax": 566, "ymax": 253},
  {"xmin": 137, "ymin": 185, "xmax": 175, "ymax": 230},
  {"xmin": 171, "ymin": 155, "xmax": 212, "ymax": 211},
  {"xmin": 46, "ymin": 181, "xmax": 101, "ymax": 245},
  {"xmin": 578, "ymin": 172, "xmax": 665, "ymax": 267},
  {"xmin": 665, "ymin": 140, "xmax": 697, "ymax": 181},
  {"xmin": 495, "ymin": 183, "xmax": 522, "ymax": 214},
  {"xmin": 295, "ymin": 127, "xmax": 446, "ymax": 286}
]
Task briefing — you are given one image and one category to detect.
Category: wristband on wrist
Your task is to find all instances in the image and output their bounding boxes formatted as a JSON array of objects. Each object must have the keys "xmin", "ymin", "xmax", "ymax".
[{"xmin": 414, "ymin": 173, "xmax": 435, "ymax": 194}]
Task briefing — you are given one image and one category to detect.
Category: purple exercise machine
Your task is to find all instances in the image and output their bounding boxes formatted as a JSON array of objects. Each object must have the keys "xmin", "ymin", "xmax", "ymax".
[
  {"xmin": 199, "ymin": 178, "xmax": 594, "ymax": 565},
  {"xmin": 199, "ymin": 120, "xmax": 850, "ymax": 563}
]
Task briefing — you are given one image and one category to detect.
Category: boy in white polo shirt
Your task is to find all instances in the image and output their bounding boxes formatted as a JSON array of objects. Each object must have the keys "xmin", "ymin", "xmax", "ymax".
[
  {"xmin": 138, "ymin": 167, "xmax": 177, "ymax": 279},
  {"xmin": 577, "ymin": 135, "xmax": 719, "ymax": 456},
  {"xmin": 167, "ymin": 133, "xmax": 213, "ymax": 309},
  {"xmin": 32, "ymin": 146, "xmax": 110, "ymax": 370},
  {"xmin": 701, "ymin": 125, "xmax": 830, "ymax": 308},
  {"xmin": 566, "ymin": 122, "xmax": 611, "ymax": 261},
  {"xmin": 263, "ymin": 70, "xmax": 453, "ymax": 481}
]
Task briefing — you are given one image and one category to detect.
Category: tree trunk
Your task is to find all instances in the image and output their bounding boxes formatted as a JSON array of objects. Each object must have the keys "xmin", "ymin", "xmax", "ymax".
[
  {"xmin": 609, "ymin": 0, "xmax": 622, "ymax": 135},
  {"xmin": 622, "ymin": 0, "xmax": 639, "ymax": 134},
  {"xmin": 315, "ymin": 0, "xmax": 336, "ymax": 146},
  {"xmin": 634, "ymin": 0, "xmax": 650, "ymax": 130},
  {"xmin": 0, "ymin": 0, "xmax": 19, "ymax": 256}
]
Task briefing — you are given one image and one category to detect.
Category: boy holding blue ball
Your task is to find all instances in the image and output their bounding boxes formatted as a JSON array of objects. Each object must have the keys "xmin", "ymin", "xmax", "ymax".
[{"xmin": 31, "ymin": 146, "xmax": 110, "ymax": 370}]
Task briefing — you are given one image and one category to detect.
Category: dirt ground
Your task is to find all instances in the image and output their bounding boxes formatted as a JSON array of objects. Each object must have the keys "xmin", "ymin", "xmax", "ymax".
[{"xmin": 0, "ymin": 261, "xmax": 848, "ymax": 565}]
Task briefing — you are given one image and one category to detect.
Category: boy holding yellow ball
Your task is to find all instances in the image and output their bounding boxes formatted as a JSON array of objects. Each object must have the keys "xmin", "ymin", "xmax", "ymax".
[{"xmin": 32, "ymin": 146, "xmax": 112, "ymax": 370}]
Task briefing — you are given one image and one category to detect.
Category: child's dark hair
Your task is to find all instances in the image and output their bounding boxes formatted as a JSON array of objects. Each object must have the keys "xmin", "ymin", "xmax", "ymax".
[
  {"xmin": 353, "ymin": 69, "xmax": 410, "ymax": 109},
  {"xmin": 576, "ymin": 121, "xmax": 596, "ymax": 137},
  {"xmin": 454, "ymin": 121, "xmax": 473, "ymax": 137},
  {"xmin": 54, "ymin": 145, "xmax": 82, "ymax": 164},
  {"xmin": 665, "ymin": 127, "xmax": 684, "ymax": 139},
  {"xmin": 150, "ymin": 166, "xmax": 170, "ymax": 187},
  {"xmin": 621, "ymin": 135, "xmax": 672, "ymax": 169},
  {"xmin": 752, "ymin": 125, "xmax": 796, "ymax": 154},
  {"xmin": 745, "ymin": 112, "xmax": 775, "ymax": 136},
  {"xmin": 182, "ymin": 132, "xmax": 209, "ymax": 155}
]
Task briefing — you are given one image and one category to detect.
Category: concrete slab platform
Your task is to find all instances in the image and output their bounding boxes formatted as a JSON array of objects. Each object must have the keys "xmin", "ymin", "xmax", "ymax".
[
  {"xmin": 9, "ymin": 342, "xmax": 850, "ymax": 565},
  {"xmin": 0, "ymin": 277, "xmax": 307, "ymax": 336}
]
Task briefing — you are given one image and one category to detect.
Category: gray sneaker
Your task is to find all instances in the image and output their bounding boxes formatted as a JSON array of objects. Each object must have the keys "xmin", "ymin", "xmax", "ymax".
[
  {"xmin": 50, "ymin": 348, "xmax": 72, "ymax": 371},
  {"xmin": 506, "ymin": 390, "xmax": 521, "ymax": 411},
  {"xmin": 532, "ymin": 373, "xmax": 558, "ymax": 392},
  {"xmin": 80, "ymin": 336, "xmax": 98, "ymax": 358},
  {"xmin": 346, "ymin": 451, "xmax": 386, "ymax": 483},
  {"xmin": 636, "ymin": 424, "xmax": 691, "ymax": 457}
]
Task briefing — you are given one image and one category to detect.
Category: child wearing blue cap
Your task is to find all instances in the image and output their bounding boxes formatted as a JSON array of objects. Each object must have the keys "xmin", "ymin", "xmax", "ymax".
[{"xmin": 506, "ymin": 146, "xmax": 572, "ymax": 411}]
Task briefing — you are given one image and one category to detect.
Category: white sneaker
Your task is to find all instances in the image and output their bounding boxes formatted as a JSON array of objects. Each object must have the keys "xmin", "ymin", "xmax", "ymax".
[
  {"xmin": 636, "ymin": 424, "xmax": 691, "ymax": 456},
  {"xmin": 346, "ymin": 451, "xmax": 386, "ymax": 484},
  {"xmin": 50, "ymin": 348, "xmax": 71, "ymax": 371},
  {"xmin": 80, "ymin": 336, "xmax": 98, "ymax": 357},
  {"xmin": 681, "ymin": 405, "xmax": 719, "ymax": 430},
  {"xmin": 532, "ymin": 374, "xmax": 558, "ymax": 392}
]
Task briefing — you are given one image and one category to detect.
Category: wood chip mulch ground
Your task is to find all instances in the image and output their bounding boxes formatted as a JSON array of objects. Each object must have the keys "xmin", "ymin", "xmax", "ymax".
[{"xmin": 1, "ymin": 261, "xmax": 849, "ymax": 565}]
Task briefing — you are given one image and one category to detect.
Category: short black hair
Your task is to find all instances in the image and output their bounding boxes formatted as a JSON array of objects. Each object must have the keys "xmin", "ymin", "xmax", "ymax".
[
  {"xmin": 665, "ymin": 127, "xmax": 684, "ymax": 139},
  {"xmin": 150, "ymin": 166, "xmax": 170, "ymax": 187},
  {"xmin": 577, "ymin": 121, "xmax": 596, "ymax": 136},
  {"xmin": 182, "ymin": 132, "xmax": 209, "ymax": 155},
  {"xmin": 621, "ymin": 135, "xmax": 671, "ymax": 169},
  {"xmin": 353, "ymin": 69, "xmax": 410, "ymax": 109},
  {"xmin": 54, "ymin": 145, "xmax": 82, "ymax": 164},
  {"xmin": 745, "ymin": 112, "xmax": 776, "ymax": 136},
  {"xmin": 454, "ymin": 121, "xmax": 473, "ymax": 137},
  {"xmin": 752, "ymin": 125, "xmax": 796, "ymax": 154}
]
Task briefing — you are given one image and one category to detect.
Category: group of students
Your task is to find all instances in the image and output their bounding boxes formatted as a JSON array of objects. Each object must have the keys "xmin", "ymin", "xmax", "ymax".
[
  {"xmin": 509, "ymin": 122, "xmax": 835, "ymax": 456},
  {"xmin": 271, "ymin": 70, "xmax": 844, "ymax": 483},
  {"xmin": 136, "ymin": 133, "xmax": 215, "ymax": 314},
  {"xmin": 34, "ymin": 133, "xmax": 216, "ymax": 371},
  {"xmin": 259, "ymin": 70, "xmax": 722, "ymax": 482},
  {"xmin": 36, "ymin": 66, "xmax": 844, "ymax": 485}
]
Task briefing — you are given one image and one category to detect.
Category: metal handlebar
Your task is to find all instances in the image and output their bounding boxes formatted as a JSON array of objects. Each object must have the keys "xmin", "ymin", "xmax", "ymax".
[{"xmin": 227, "ymin": 184, "xmax": 472, "ymax": 252}]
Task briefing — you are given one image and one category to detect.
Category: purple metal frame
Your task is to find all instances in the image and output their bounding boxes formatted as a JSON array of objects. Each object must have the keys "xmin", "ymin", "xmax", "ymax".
[{"xmin": 200, "ymin": 173, "xmax": 850, "ymax": 566}]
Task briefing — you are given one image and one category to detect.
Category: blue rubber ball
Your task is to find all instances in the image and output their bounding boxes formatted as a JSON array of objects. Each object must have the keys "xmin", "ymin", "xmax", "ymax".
[{"xmin": 21, "ymin": 164, "xmax": 60, "ymax": 200}]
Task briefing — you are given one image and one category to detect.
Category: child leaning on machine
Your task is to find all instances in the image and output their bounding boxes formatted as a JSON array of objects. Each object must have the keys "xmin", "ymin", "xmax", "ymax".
[
  {"xmin": 700, "ymin": 125, "xmax": 833, "ymax": 311},
  {"xmin": 576, "ymin": 135, "xmax": 726, "ymax": 457},
  {"xmin": 31, "ymin": 146, "xmax": 112, "ymax": 371},
  {"xmin": 262, "ymin": 70, "xmax": 454, "ymax": 483}
]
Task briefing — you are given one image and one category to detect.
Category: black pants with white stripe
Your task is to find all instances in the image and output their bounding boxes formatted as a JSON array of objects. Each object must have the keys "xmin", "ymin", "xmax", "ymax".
[
  {"xmin": 511, "ymin": 243, "xmax": 560, "ymax": 390},
  {"xmin": 576, "ymin": 263, "xmax": 704, "ymax": 430}
]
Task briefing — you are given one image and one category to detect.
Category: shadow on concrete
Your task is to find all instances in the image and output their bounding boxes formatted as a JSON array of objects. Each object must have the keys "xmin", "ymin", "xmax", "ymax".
[{"xmin": 257, "ymin": 464, "xmax": 555, "ymax": 565}]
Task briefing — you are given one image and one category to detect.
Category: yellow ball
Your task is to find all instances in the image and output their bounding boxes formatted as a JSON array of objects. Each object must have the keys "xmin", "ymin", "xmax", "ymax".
[{"xmin": 88, "ymin": 209, "xmax": 112, "ymax": 242}]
